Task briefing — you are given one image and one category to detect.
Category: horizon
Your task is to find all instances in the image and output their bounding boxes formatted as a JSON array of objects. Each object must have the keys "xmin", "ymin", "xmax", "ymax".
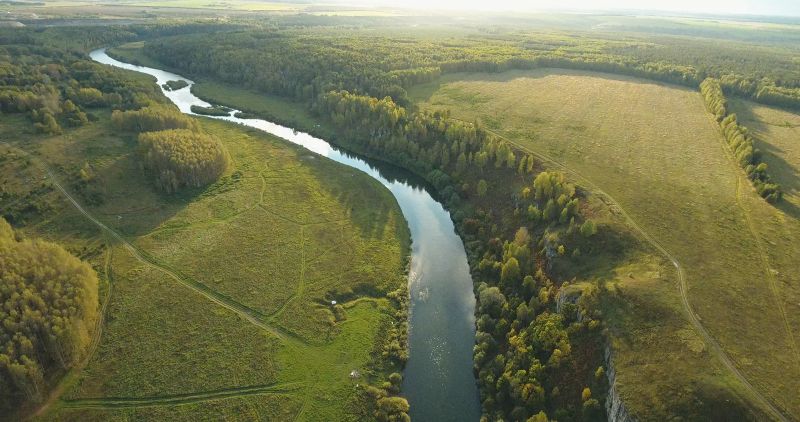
[{"xmin": 330, "ymin": 0, "xmax": 800, "ymax": 18}]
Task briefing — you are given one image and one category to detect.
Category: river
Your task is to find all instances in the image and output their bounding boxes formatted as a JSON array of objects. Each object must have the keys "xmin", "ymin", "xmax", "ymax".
[{"xmin": 90, "ymin": 48, "xmax": 481, "ymax": 421}]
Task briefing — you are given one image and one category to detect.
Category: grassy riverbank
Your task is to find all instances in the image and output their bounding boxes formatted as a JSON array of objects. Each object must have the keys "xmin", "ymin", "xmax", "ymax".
[{"xmin": 2, "ymin": 97, "xmax": 409, "ymax": 420}]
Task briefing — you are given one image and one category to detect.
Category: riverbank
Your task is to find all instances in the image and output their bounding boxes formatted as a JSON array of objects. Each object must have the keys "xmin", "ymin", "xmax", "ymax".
[{"xmin": 91, "ymin": 48, "xmax": 482, "ymax": 421}]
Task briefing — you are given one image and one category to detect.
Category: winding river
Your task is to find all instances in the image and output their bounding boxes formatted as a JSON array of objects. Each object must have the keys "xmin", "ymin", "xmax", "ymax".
[{"xmin": 90, "ymin": 48, "xmax": 481, "ymax": 421}]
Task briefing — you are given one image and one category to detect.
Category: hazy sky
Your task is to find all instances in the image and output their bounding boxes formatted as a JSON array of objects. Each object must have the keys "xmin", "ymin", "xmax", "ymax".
[{"xmin": 376, "ymin": 0, "xmax": 800, "ymax": 16}]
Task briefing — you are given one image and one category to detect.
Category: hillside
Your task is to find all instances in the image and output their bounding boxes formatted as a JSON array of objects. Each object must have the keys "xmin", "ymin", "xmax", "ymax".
[
  {"xmin": 1, "ymin": 103, "xmax": 409, "ymax": 421},
  {"xmin": 411, "ymin": 69, "xmax": 800, "ymax": 419}
]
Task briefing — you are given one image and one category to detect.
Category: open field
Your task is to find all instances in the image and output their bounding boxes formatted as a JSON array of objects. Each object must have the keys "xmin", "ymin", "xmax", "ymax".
[
  {"xmin": 1, "ymin": 99, "xmax": 409, "ymax": 420},
  {"xmin": 729, "ymin": 99, "xmax": 800, "ymax": 375},
  {"xmin": 410, "ymin": 69, "xmax": 800, "ymax": 419}
]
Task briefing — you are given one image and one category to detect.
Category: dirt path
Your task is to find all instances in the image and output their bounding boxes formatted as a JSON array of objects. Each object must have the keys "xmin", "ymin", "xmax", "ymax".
[
  {"xmin": 60, "ymin": 382, "xmax": 304, "ymax": 409},
  {"xmin": 7, "ymin": 144, "xmax": 293, "ymax": 342},
  {"xmin": 1, "ymin": 142, "xmax": 311, "ymax": 418},
  {"xmin": 471, "ymin": 127, "xmax": 791, "ymax": 421},
  {"xmin": 717, "ymin": 122, "xmax": 800, "ymax": 376}
]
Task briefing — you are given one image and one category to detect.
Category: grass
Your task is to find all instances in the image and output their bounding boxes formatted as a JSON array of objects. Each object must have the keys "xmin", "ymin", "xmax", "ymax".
[
  {"xmin": 411, "ymin": 69, "xmax": 800, "ymax": 419},
  {"xmin": 1, "ymin": 101, "xmax": 409, "ymax": 420}
]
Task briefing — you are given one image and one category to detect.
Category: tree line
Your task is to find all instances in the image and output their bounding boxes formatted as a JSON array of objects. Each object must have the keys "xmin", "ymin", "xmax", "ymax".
[
  {"xmin": 0, "ymin": 218, "xmax": 99, "ymax": 406},
  {"xmin": 138, "ymin": 28, "xmax": 800, "ymax": 112},
  {"xmin": 700, "ymin": 78, "xmax": 783, "ymax": 203}
]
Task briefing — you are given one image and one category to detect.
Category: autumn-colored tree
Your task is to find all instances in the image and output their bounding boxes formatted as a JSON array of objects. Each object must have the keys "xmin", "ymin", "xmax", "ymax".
[
  {"xmin": 0, "ymin": 218, "xmax": 98, "ymax": 403},
  {"xmin": 138, "ymin": 129, "xmax": 229, "ymax": 193}
]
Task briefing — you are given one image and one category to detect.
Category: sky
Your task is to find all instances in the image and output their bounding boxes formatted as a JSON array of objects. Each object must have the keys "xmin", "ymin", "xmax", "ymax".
[{"xmin": 356, "ymin": 0, "xmax": 800, "ymax": 17}]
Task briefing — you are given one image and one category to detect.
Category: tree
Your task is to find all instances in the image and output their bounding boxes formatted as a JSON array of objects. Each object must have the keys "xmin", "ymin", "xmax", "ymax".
[
  {"xmin": 527, "ymin": 205, "xmax": 541, "ymax": 223},
  {"xmin": 543, "ymin": 199, "xmax": 558, "ymax": 222},
  {"xmin": 594, "ymin": 366, "xmax": 605, "ymax": 380},
  {"xmin": 375, "ymin": 396, "xmax": 410, "ymax": 422},
  {"xmin": 479, "ymin": 286, "xmax": 507, "ymax": 318},
  {"xmin": 580, "ymin": 219, "xmax": 597, "ymax": 237},
  {"xmin": 501, "ymin": 257, "xmax": 521, "ymax": 285},
  {"xmin": 528, "ymin": 411, "xmax": 549, "ymax": 422},
  {"xmin": 477, "ymin": 179, "xmax": 489, "ymax": 197}
]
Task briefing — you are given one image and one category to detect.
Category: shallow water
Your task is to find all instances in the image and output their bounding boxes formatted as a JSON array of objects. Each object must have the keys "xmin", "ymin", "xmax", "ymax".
[{"xmin": 91, "ymin": 48, "xmax": 481, "ymax": 421}]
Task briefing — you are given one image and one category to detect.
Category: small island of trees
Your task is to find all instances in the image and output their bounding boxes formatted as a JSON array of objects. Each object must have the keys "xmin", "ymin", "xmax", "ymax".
[
  {"xmin": 112, "ymin": 105, "xmax": 229, "ymax": 193},
  {"xmin": 138, "ymin": 129, "xmax": 230, "ymax": 194}
]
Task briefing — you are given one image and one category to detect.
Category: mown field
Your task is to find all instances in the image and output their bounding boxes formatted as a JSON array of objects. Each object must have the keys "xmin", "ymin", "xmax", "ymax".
[
  {"xmin": 410, "ymin": 69, "xmax": 800, "ymax": 419},
  {"xmin": 0, "ymin": 98, "xmax": 409, "ymax": 420},
  {"xmin": 729, "ymin": 98, "xmax": 800, "ymax": 373}
]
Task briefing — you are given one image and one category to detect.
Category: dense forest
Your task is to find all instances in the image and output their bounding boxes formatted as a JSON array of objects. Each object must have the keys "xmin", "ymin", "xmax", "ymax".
[
  {"xmin": 700, "ymin": 78, "xmax": 782, "ymax": 202},
  {"xmin": 0, "ymin": 218, "xmax": 99, "ymax": 406},
  {"xmin": 0, "ymin": 45, "xmax": 160, "ymax": 135},
  {"xmin": 142, "ymin": 28, "xmax": 800, "ymax": 111}
]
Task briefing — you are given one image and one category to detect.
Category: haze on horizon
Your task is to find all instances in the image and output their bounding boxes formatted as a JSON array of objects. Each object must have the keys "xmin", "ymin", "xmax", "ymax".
[{"xmin": 339, "ymin": 0, "xmax": 800, "ymax": 17}]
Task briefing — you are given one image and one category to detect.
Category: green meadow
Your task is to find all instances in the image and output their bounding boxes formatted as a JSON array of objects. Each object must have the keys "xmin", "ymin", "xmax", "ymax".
[{"xmin": 1, "ymin": 100, "xmax": 408, "ymax": 420}]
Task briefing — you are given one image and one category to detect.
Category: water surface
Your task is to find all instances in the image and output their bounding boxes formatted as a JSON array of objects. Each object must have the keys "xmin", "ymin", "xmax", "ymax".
[{"xmin": 91, "ymin": 48, "xmax": 480, "ymax": 421}]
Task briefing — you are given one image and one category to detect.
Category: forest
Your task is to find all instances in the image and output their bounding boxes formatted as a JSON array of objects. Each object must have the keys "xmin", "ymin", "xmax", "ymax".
[
  {"xmin": 137, "ymin": 129, "xmax": 229, "ymax": 193},
  {"xmin": 0, "ymin": 218, "xmax": 99, "ymax": 407},
  {"xmin": 141, "ymin": 28, "xmax": 800, "ymax": 112}
]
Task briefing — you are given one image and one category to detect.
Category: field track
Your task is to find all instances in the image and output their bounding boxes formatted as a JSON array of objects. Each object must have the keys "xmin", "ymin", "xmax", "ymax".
[
  {"xmin": 1, "ymin": 142, "xmax": 315, "ymax": 418},
  {"xmin": 61, "ymin": 382, "xmax": 304, "ymax": 409}
]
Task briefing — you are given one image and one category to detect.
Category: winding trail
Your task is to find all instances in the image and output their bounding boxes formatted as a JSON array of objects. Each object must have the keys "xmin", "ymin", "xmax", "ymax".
[
  {"xmin": 717, "ymin": 126, "xmax": 800, "ymax": 374},
  {"xmin": 0, "ymin": 142, "xmax": 296, "ymax": 344},
  {"xmin": 61, "ymin": 382, "xmax": 304, "ymax": 409},
  {"xmin": 0, "ymin": 141, "xmax": 320, "ymax": 418},
  {"xmin": 473, "ymin": 127, "xmax": 791, "ymax": 421}
]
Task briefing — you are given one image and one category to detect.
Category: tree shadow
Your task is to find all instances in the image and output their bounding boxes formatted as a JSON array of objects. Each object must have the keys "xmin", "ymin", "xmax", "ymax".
[
  {"xmin": 734, "ymin": 104, "xmax": 800, "ymax": 219},
  {"xmin": 304, "ymin": 144, "xmax": 431, "ymax": 245},
  {"xmin": 551, "ymin": 224, "xmax": 647, "ymax": 283},
  {"xmin": 80, "ymin": 149, "xmax": 198, "ymax": 238}
]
